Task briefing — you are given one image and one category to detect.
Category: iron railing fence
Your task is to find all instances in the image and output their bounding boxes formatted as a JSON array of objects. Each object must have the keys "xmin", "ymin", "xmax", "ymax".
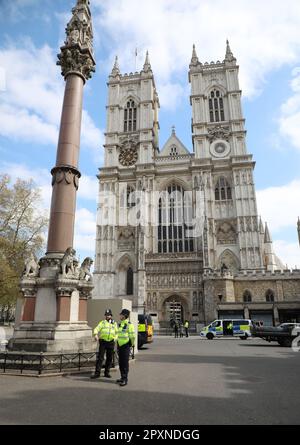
[{"xmin": 0, "ymin": 346, "xmax": 135, "ymax": 375}]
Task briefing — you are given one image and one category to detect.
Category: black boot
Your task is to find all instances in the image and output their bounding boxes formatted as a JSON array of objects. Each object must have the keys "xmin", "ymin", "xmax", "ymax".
[
  {"xmin": 90, "ymin": 373, "xmax": 100, "ymax": 379},
  {"xmin": 104, "ymin": 371, "xmax": 112, "ymax": 378},
  {"xmin": 119, "ymin": 380, "xmax": 127, "ymax": 387}
]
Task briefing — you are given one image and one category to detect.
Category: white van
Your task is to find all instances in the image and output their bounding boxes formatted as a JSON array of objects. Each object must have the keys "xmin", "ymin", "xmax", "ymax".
[{"xmin": 200, "ymin": 319, "xmax": 252, "ymax": 340}]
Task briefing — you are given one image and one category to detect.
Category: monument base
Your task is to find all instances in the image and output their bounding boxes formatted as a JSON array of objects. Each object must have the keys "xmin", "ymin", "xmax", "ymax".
[{"xmin": 8, "ymin": 321, "xmax": 96, "ymax": 353}]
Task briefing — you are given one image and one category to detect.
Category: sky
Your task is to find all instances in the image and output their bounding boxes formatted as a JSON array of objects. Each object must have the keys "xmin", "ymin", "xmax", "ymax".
[{"xmin": 0, "ymin": 0, "xmax": 300, "ymax": 267}]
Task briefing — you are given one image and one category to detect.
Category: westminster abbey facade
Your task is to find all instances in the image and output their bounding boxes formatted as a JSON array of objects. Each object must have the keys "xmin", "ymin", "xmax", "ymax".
[{"xmin": 93, "ymin": 43, "xmax": 300, "ymax": 329}]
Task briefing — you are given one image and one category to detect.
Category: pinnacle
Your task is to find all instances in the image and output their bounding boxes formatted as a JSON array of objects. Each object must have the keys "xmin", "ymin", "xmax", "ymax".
[
  {"xmin": 190, "ymin": 43, "xmax": 199, "ymax": 66},
  {"xmin": 143, "ymin": 50, "xmax": 152, "ymax": 72},
  {"xmin": 225, "ymin": 39, "xmax": 236, "ymax": 63},
  {"xmin": 110, "ymin": 55, "xmax": 120, "ymax": 76},
  {"xmin": 264, "ymin": 222, "xmax": 272, "ymax": 244}
]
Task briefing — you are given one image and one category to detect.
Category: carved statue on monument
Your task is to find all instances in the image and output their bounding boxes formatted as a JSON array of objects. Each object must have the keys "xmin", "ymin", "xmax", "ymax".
[
  {"xmin": 60, "ymin": 247, "xmax": 78, "ymax": 277},
  {"xmin": 79, "ymin": 257, "xmax": 93, "ymax": 281},
  {"xmin": 23, "ymin": 253, "xmax": 40, "ymax": 278}
]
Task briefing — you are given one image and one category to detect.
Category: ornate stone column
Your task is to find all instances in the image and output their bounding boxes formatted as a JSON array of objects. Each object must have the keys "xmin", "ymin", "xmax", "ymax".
[
  {"xmin": 47, "ymin": 0, "xmax": 95, "ymax": 254},
  {"xmin": 9, "ymin": 0, "xmax": 96, "ymax": 353}
]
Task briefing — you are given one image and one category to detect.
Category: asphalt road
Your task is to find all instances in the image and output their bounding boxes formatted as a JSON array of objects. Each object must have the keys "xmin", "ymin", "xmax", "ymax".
[{"xmin": 0, "ymin": 336, "xmax": 299, "ymax": 425}]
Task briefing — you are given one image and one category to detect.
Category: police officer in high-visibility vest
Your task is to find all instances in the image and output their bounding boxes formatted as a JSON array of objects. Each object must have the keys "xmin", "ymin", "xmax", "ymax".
[
  {"xmin": 184, "ymin": 320, "xmax": 189, "ymax": 337},
  {"xmin": 116, "ymin": 309, "xmax": 135, "ymax": 387},
  {"xmin": 91, "ymin": 309, "xmax": 118, "ymax": 379}
]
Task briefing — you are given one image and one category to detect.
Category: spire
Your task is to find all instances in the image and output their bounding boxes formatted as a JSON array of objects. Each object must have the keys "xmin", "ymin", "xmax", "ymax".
[
  {"xmin": 264, "ymin": 222, "xmax": 272, "ymax": 244},
  {"xmin": 190, "ymin": 44, "xmax": 200, "ymax": 67},
  {"xmin": 224, "ymin": 39, "xmax": 236, "ymax": 63},
  {"xmin": 143, "ymin": 50, "xmax": 152, "ymax": 73},
  {"xmin": 259, "ymin": 217, "xmax": 265, "ymax": 235},
  {"xmin": 297, "ymin": 217, "xmax": 300, "ymax": 246},
  {"xmin": 110, "ymin": 56, "xmax": 120, "ymax": 77},
  {"xmin": 171, "ymin": 125, "xmax": 176, "ymax": 135}
]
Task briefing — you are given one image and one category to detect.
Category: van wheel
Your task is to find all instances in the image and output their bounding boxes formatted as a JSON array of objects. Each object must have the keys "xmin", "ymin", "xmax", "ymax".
[
  {"xmin": 206, "ymin": 333, "xmax": 214, "ymax": 340},
  {"xmin": 240, "ymin": 335, "xmax": 248, "ymax": 340}
]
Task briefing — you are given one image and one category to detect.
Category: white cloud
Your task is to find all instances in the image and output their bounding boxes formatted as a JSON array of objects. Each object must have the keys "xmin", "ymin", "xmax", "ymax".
[
  {"xmin": 74, "ymin": 208, "xmax": 96, "ymax": 255},
  {"xmin": 273, "ymin": 240, "xmax": 300, "ymax": 269},
  {"xmin": 78, "ymin": 174, "xmax": 99, "ymax": 201},
  {"xmin": 0, "ymin": 41, "xmax": 103, "ymax": 155},
  {"xmin": 257, "ymin": 179, "xmax": 300, "ymax": 233},
  {"xmin": 279, "ymin": 67, "xmax": 300, "ymax": 150},
  {"xmin": 93, "ymin": 0, "xmax": 300, "ymax": 106}
]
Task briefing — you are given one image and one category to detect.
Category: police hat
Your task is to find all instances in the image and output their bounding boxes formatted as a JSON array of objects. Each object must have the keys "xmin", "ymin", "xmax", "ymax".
[
  {"xmin": 104, "ymin": 309, "xmax": 112, "ymax": 316},
  {"xmin": 120, "ymin": 308, "xmax": 130, "ymax": 318}
]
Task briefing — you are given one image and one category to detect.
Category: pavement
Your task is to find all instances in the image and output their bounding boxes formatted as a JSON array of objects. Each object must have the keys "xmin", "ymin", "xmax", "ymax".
[{"xmin": 0, "ymin": 335, "xmax": 299, "ymax": 425}]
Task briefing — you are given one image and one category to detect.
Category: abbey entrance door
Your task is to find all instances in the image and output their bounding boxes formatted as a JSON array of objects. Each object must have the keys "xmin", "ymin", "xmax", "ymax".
[{"xmin": 166, "ymin": 301, "xmax": 183, "ymax": 324}]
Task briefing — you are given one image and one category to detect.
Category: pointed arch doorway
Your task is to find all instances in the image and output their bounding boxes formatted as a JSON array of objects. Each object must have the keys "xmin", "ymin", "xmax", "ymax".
[{"xmin": 164, "ymin": 295, "xmax": 187, "ymax": 324}]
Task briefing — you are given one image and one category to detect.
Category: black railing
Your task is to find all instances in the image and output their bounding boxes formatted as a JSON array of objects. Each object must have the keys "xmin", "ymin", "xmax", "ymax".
[{"xmin": 0, "ymin": 347, "xmax": 135, "ymax": 375}]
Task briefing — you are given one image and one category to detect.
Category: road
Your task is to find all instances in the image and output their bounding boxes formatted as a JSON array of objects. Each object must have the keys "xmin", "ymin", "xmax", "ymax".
[{"xmin": 0, "ymin": 336, "xmax": 299, "ymax": 425}]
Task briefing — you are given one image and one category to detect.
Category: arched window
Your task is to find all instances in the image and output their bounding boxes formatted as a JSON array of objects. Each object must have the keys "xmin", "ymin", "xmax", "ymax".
[
  {"xmin": 243, "ymin": 290, "xmax": 252, "ymax": 303},
  {"xmin": 266, "ymin": 289, "xmax": 275, "ymax": 302},
  {"xmin": 120, "ymin": 185, "xmax": 136, "ymax": 208},
  {"xmin": 126, "ymin": 186, "xmax": 135, "ymax": 208},
  {"xmin": 124, "ymin": 99, "xmax": 137, "ymax": 132},
  {"xmin": 215, "ymin": 177, "xmax": 232, "ymax": 201},
  {"xmin": 126, "ymin": 267, "xmax": 133, "ymax": 295},
  {"xmin": 157, "ymin": 183, "xmax": 194, "ymax": 254},
  {"xmin": 170, "ymin": 145, "xmax": 178, "ymax": 156},
  {"xmin": 209, "ymin": 89, "xmax": 225, "ymax": 122}
]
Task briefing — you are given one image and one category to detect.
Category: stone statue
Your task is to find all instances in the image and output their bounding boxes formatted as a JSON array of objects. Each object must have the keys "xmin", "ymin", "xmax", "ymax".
[
  {"xmin": 61, "ymin": 247, "xmax": 77, "ymax": 277},
  {"xmin": 23, "ymin": 253, "xmax": 39, "ymax": 277},
  {"xmin": 79, "ymin": 257, "xmax": 93, "ymax": 281}
]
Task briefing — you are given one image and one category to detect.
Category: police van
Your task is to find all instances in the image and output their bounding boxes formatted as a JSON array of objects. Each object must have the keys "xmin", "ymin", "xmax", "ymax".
[
  {"xmin": 200, "ymin": 319, "xmax": 252, "ymax": 340},
  {"xmin": 138, "ymin": 314, "xmax": 153, "ymax": 349}
]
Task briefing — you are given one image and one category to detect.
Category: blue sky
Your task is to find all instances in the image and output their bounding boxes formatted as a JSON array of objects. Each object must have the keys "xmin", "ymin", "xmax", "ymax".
[{"xmin": 0, "ymin": 0, "xmax": 300, "ymax": 267}]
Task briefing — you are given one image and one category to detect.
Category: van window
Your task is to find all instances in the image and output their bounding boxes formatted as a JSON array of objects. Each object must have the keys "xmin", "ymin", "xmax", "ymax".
[
  {"xmin": 211, "ymin": 320, "xmax": 221, "ymax": 327},
  {"xmin": 233, "ymin": 319, "xmax": 247, "ymax": 326}
]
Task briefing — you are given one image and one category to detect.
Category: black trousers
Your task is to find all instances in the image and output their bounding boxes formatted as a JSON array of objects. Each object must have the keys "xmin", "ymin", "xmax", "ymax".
[
  {"xmin": 185, "ymin": 328, "xmax": 189, "ymax": 337},
  {"xmin": 118, "ymin": 343, "xmax": 131, "ymax": 382},
  {"xmin": 95, "ymin": 340, "xmax": 114, "ymax": 375}
]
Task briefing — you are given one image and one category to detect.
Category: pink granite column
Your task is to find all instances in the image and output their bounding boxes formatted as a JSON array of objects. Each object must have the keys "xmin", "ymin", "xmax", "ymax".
[{"xmin": 47, "ymin": 74, "xmax": 84, "ymax": 254}]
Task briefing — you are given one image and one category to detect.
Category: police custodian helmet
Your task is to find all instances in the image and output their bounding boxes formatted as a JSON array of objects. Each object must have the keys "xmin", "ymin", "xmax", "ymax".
[
  {"xmin": 104, "ymin": 309, "xmax": 112, "ymax": 316},
  {"xmin": 120, "ymin": 308, "xmax": 130, "ymax": 318}
]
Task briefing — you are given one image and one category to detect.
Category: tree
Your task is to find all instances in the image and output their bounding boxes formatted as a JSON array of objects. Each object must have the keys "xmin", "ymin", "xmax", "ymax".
[{"xmin": 0, "ymin": 174, "xmax": 48, "ymax": 313}]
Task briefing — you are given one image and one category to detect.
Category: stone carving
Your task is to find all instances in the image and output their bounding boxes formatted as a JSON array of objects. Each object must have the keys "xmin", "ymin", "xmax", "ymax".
[
  {"xmin": 23, "ymin": 253, "xmax": 39, "ymax": 277},
  {"xmin": 57, "ymin": 0, "xmax": 95, "ymax": 81},
  {"xmin": 51, "ymin": 166, "xmax": 81, "ymax": 190},
  {"xmin": 79, "ymin": 257, "xmax": 93, "ymax": 281},
  {"xmin": 57, "ymin": 48, "xmax": 95, "ymax": 81},
  {"xmin": 118, "ymin": 228, "xmax": 134, "ymax": 240},
  {"xmin": 216, "ymin": 220, "xmax": 237, "ymax": 244},
  {"xmin": 219, "ymin": 250, "xmax": 239, "ymax": 273},
  {"xmin": 207, "ymin": 125, "xmax": 230, "ymax": 142},
  {"xmin": 61, "ymin": 247, "xmax": 78, "ymax": 277}
]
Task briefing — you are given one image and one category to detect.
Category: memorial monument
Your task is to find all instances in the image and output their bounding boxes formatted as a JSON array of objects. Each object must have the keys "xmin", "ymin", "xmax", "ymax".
[{"xmin": 9, "ymin": 0, "xmax": 96, "ymax": 352}]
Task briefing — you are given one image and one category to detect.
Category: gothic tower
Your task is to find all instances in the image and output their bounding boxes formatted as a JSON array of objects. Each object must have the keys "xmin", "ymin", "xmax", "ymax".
[
  {"xmin": 189, "ymin": 41, "xmax": 265, "ymax": 272},
  {"xmin": 93, "ymin": 53, "xmax": 159, "ymax": 313}
]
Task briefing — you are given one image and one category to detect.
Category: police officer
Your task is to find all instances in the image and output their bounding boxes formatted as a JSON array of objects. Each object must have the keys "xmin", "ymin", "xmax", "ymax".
[
  {"xmin": 184, "ymin": 320, "xmax": 189, "ymax": 337},
  {"xmin": 116, "ymin": 309, "xmax": 135, "ymax": 387},
  {"xmin": 91, "ymin": 309, "xmax": 118, "ymax": 379}
]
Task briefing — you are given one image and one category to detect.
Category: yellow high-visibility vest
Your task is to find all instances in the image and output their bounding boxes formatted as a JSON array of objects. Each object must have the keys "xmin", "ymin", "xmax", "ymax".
[
  {"xmin": 93, "ymin": 320, "xmax": 118, "ymax": 342},
  {"xmin": 117, "ymin": 320, "xmax": 135, "ymax": 347}
]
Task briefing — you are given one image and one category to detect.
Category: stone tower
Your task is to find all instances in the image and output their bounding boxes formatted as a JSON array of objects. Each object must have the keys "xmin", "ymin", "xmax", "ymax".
[
  {"xmin": 189, "ymin": 41, "xmax": 265, "ymax": 272},
  {"xmin": 93, "ymin": 52, "xmax": 159, "ymax": 313}
]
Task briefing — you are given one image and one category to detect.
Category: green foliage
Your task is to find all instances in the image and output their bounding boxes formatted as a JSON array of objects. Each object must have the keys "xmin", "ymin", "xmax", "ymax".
[{"xmin": 0, "ymin": 174, "xmax": 48, "ymax": 306}]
